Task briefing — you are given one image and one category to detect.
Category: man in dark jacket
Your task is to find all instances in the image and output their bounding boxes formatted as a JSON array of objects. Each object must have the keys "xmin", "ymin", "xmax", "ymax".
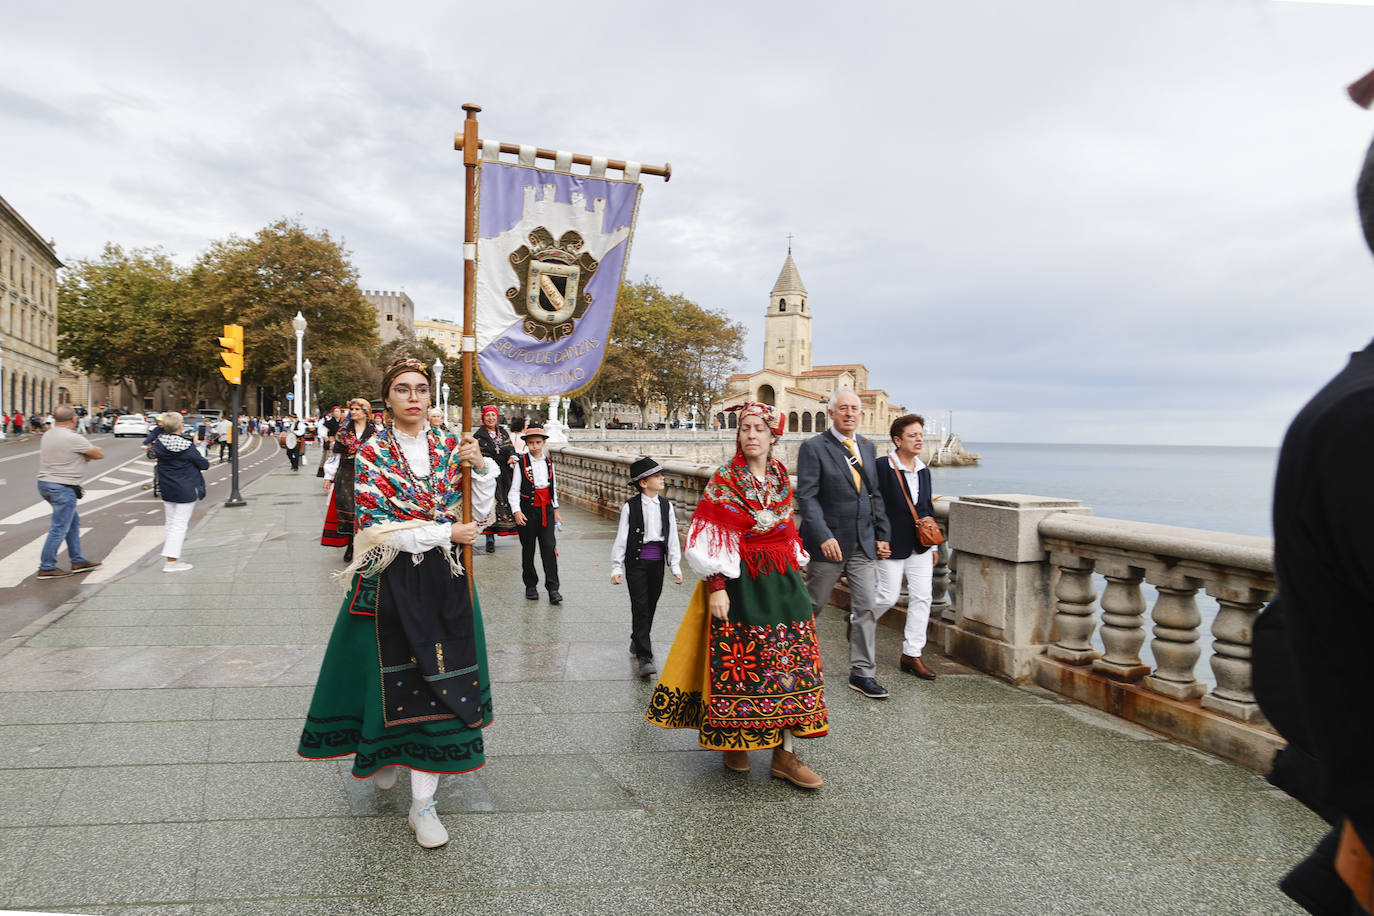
[
  {"xmin": 1254, "ymin": 110, "xmax": 1374, "ymax": 914},
  {"xmin": 796, "ymin": 388, "xmax": 891, "ymax": 699},
  {"xmin": 873, "ymin": 414, "xmax": 938, "ymax": 680}
]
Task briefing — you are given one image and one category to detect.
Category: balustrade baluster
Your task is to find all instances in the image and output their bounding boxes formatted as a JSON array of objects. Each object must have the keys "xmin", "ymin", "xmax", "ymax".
[
  {"xmin": 1142, "ymin": 573, "xmax": 1204, "ymax": 700},
  {"xmin": 931, "ymin": 541, "xmax": 951, "ymax": 620},
  {"xmin": 1200, "ymin": 586, "xmax": 1269, "ymax": 722},
  {"xmin": 1091, "ymin": 563, "xmax": 1150, "ymax": 681},
  {"xmin": 1048, "ymin": 553, "xmax": 1099, "ymax": 664},
  {"xmin": 945, "ymin": 548, "xmax": 958, "ymax": 620}
]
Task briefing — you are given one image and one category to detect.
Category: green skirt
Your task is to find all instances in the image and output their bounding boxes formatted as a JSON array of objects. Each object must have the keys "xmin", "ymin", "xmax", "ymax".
[{"xmin": 297, "ymin": 572, "xmax": 493, "ymax": 778}]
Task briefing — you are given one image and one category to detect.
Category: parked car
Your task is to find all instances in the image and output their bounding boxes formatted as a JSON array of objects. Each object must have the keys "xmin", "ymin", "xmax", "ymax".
[{"xmin": 113, "ymin": 414, "xmax": 151, "ymax": 438}]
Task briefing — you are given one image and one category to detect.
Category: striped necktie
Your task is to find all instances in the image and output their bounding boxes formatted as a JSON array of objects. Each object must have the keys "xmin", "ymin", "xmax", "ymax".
[{"xmin": 843, "ymin": 438, "xmax": 863, "ymax": 491}]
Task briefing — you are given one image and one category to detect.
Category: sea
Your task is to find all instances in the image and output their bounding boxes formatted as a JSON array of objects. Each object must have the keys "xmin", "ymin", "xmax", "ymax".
[{"xmin": 928, "ymin": 442, "xmax": 1281, "ymax": 687}]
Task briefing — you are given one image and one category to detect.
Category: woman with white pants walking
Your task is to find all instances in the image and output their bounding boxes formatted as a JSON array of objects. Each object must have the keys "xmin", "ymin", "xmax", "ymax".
[{"xmin": 151, "ymin": 412, "xmax": 209, "ymax": 573}]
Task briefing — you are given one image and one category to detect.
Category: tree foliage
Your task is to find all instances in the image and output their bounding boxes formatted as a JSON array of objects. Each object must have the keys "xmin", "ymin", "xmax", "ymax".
[
  {"xmin": 583, "ymin": 278, "xmax": 746, "ymax": 426},
  {"xmin": 58, "ymin": 245, "xmax": 188, "ymax": 402}
]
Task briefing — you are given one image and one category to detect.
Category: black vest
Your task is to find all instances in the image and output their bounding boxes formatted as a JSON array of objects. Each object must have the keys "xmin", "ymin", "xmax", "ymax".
[
  {"xmin": 517, "ymin": 453, "xmax": 557, "ymax": 511},
  {"xmin": 626, "ymin": 495, "xmax": 672, "ymax": 562}
]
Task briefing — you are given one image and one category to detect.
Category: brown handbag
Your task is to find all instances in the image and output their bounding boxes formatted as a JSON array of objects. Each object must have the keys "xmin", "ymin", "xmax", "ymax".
[{"xmin": 890, "ymin": 457, "xmax": 944, "ymax": 547}]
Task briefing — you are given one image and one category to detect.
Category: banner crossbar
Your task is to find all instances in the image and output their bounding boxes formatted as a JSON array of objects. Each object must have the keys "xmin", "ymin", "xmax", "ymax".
[{"xmin": 453, "ymin": 136, "xmax": 671, "ymax": 182}]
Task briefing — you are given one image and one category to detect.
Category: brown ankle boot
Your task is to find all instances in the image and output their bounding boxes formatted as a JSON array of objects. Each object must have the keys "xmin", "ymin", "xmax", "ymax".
[
  {"xmin": 723, "ymin": 750, "xmax": 750, "ymax": 773},
  {"xmin": 770, "ymin": 747, "xmax": 823, "ymax": 789}
]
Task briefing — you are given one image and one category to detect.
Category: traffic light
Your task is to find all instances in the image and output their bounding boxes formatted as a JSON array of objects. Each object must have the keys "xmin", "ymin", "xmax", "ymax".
[{"xmin": 218, "ymin": 325, "xmax": 244, "ymax": 385}]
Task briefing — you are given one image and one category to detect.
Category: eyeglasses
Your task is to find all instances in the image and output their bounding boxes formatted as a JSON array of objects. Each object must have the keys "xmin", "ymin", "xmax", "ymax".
[{"xmin": 390, "ymin": 385, "xmax": 431, "ymax": 399}]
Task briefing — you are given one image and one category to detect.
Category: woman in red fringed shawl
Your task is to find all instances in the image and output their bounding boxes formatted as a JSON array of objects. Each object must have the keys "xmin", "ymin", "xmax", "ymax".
[
  {"xmin": 297, "ymin": 359, "xmax": 499, "ymax": 849},
  {"xmin": 320, "ymin": 397, "xmax": 375, "ymax": 562},
  {"xmin": 645, "ymin": 402, "xmax": 828, "ymax": 789}
]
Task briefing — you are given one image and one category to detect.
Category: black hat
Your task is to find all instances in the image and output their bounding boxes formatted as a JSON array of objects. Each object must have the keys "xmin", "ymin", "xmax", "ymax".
[{"xmin": 630, "ymin": 457, "xmax": 663, "ymax": 483}]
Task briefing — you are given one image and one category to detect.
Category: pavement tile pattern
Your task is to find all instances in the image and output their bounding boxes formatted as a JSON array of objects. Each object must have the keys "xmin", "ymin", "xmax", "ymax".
[{"xmin": 0, "ymin": 463, "xmax": 1323, "ymax": 914}]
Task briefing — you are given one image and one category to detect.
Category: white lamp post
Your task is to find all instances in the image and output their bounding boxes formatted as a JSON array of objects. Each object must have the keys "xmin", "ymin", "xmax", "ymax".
[
  {"xmin": 303, "ymin": 358, "xmax": 313, "ymax": 419},
  {"xmin": 432, "ymin": 357, "xmax": 444, "ymax": 420},
  {"xmin": 291, "ymin": 311, "xmax": 306, "ymax": 417},
  {"xmin": 0, "ymin": 344, "xmax": 6, "ymax": 440},
  {"xmin": 441, "ymin": 382, "xmax": 450, "ymax": 422}
]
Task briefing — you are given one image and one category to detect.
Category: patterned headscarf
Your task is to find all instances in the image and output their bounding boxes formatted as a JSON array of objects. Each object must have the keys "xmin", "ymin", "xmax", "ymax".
[
  {"xmin": 481, "ymin": 405, "xmax": 499, "ymax": 418},
  {"xmin": 725, "ymin": 401, "xmax": 785, "ymax": 437},
  {"xmin": 380, "ymin": 358, "xmax": 432, "ymax": 405}
]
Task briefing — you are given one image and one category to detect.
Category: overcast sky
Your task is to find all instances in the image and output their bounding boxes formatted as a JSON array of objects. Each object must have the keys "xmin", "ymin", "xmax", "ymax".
[{"xmin": 5, "ymin": 0, "xmax": 1374, "ymax": 445}]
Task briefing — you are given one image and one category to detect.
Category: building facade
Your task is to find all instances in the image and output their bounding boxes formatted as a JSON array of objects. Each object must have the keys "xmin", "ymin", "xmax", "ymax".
[
  {"xmin": 414, "ymin": 317, "xmax": 462, "ymax": 358},
  {"xmin": 1, "ymin": 194, "xmax": 63, "ymax": 421},
  {"xmin": 712, "ymin": 252, "xmax": 906, "ymax": 438},
  {"xmin": 362, "ymin": 290, "xmax": 414, "ymax": 345}
]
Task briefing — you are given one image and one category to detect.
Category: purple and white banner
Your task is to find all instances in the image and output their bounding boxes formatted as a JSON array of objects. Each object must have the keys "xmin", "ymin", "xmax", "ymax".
[{"xmin": 474, "ymin": 160, "xmax": 642, "ymax": 398}]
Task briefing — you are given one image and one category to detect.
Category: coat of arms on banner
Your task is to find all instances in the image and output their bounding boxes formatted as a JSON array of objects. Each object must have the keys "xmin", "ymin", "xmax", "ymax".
[
  {"xmin": 505, "ymin": 228, "xmax": 598, "ymax": 343},
  {"xmin": 473, "ymin": 160, "xmax": 642, "ymax": 399}
]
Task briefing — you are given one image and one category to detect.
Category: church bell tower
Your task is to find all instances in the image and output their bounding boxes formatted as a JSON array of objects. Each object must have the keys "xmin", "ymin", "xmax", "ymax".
[{"xmin": 764, "ymin": 248, "xmax": 811, "ymax": 377}]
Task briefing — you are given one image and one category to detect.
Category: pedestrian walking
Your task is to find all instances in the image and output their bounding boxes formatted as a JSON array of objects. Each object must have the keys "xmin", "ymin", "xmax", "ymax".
[
  {"xmin": 511, "ymin": 425, "xmax": 562, "ymax": 604},
  {"xmin": 872, "ymin": 414, "xmax": 939, "ymax": 680},
  {"xmin": 610, "ymin": 457, "xmax": 682, "ymax": 677},
  {"xmin": 151, "ymin": 412, "xmax": 209, "ymax": 573},
  {"xmin": 476, "ymin": 406, "xmax": 517, "ymax": 553},
  {"xmin": 645, "ymin": 402, "xmax": 827, "ymax": 788},
  {"xmin": 215, "ymin": 416, "xmax": 232, "ymax": 464},
  {"xmin": 297, "ymin": 358, "xmax": 499, "ymax": 849},
  {"xmin": 796, "ymin": 388, "xmax": 892, "ymax": 699},
  {"xmin": 284, "ymin": 415, "xmax": 306, "ymax": 470},
  {"xmin": 321, "ymin": 398, "xmax": 375, "ymax": 563},
  {"xmin": 35, "ymin": 405, "xmax": 104, "ymax": 579}
]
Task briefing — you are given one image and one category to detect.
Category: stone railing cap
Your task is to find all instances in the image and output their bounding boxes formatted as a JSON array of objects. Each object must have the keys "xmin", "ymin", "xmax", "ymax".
[
  {"xmin": 956, "ymin": 494, "xmax": 1084, "ymax": 509},
  {"xmin": 1038, "ymin": 513, "xmax": 1273, "ymax": 573}
]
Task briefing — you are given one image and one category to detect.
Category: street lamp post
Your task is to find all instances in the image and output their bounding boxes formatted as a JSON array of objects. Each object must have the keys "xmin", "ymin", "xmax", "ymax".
[
  {"xmin": 441, "ymin": 383, "xmax": 450, "ymax": 423},
  {"xmin": 0, "ymin": 344, "xmax": 6, "ymax": 441},
  {"xmin": 303, "ymin": 358, "xmax": 312, "ymax": 419},
  {"xmin": 432, "ymin": 358, "xmax": 444, "ymax": 425},
  {"xmin": 291, "ymin": 311, "xmax": 306, "ymax": 418}
]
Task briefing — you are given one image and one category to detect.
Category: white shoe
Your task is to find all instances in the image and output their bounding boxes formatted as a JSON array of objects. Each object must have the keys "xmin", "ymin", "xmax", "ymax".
[
  {"xmin": 371, "ymin": 765, "xmax": 398, "ymax": 790},
  {"xmin": 162, "ymin": 561, "xmax": 194, "ymax": 573},
  {"xmin": 408, "ymin": 798, "xmax": 449, "ymax": 848}
]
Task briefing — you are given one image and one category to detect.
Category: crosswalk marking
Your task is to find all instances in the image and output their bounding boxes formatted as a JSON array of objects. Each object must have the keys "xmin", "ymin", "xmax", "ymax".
[
  {"xmin": 0, "ymin": 528, "xmax": 93, "ymax": 587},
  {"xmin": 81, "ymin": 526, "xmax": 164, "ymax": 584},
  {"xmin": 98, "ymin": 476, "xmax": 136, "ymax": 486}
]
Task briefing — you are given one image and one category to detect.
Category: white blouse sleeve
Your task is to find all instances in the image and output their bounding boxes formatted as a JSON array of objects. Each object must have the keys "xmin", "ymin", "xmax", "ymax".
[
  {"xmin": 682, "ymin": 515, "xmax": 741, "ymax": 580},
  {"xmin": 386, "ymin": 523, "xmax": 453, "ymax": 554},
  {"xmin": 469, "ymin": 456, "xmax": 499, "ymax": 523},
  {"xmin": 666, "ymin": 506, "xmax": 683, "ymax": 577},
  {"xmin": 610, "ymin": 502, "xmax": 631, "ymax": 577}
]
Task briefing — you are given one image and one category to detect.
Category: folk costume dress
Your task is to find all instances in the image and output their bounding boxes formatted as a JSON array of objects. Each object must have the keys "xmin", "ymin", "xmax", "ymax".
[
  {"xmin": 297, "ymin": 424, "xmax": 499, "ymax": 777},
  {"xmin": 646, "ymin": 453, "xmax": 829, "ymax": 750},
  {"xmin": 320, "ymin": 420, "xmax": 375, "ymax": 551},
  {"xmin": 477, "ymin": 423, "xmax": 518, "ymax": 538}
]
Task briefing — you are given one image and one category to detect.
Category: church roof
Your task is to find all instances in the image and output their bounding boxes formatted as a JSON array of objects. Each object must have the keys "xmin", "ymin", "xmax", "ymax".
[{"xmin": 770, "ymin": 254, "xmax": 807, "ymax": 296}]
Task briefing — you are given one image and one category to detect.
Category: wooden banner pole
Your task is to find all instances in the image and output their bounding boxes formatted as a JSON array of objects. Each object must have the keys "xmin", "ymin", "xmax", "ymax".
[
  {"xmin": 460, "ymin": 102, "xmax": 480, "ymax": 579},
  {"xmin": 453, "ymin": 135, "xmax": 671, "ymax": 182}
]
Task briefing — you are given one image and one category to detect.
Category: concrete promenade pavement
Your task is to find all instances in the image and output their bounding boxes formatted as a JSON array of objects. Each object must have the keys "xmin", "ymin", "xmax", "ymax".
[{"xmin": 0, "ymin": 463, "xmax": 1325, "ymax": 914}]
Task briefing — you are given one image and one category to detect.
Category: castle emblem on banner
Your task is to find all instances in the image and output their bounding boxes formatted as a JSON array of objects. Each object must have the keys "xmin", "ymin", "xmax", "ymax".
[{"xmin": 505, "ymin": 228, "xmax": 599, "ymax": 343}]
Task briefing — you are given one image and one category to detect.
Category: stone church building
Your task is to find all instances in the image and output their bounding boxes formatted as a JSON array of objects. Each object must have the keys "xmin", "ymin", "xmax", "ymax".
[{"xmin": 712, "ymin": 252, "xmax": 905, "ymax": 438}]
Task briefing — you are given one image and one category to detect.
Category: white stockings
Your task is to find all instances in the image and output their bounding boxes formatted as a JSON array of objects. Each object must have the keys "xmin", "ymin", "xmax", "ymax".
[{"xmin": 410, "ymin": 768, "xmax": 439, "ymax": 801}]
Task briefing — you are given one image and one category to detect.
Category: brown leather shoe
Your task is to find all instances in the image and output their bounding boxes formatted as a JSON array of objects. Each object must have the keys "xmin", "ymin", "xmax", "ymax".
[
  {"xmin": 769, "ymin": 747, "xmax": 822, "ymax": 789},
  {"xmin": 71, "ymin": 559, "xmax": 102, "ymax": 573},
  {"xmin": 723, "ymin": 750, "xmax": 750, "ymax": 773},
  {"xmin": 36, "ymin": 568, "xmax": 72, "ymax": 579},
  {"xmin": 901, "ymin": 654, "xmax": 936, "ymax": 679}
]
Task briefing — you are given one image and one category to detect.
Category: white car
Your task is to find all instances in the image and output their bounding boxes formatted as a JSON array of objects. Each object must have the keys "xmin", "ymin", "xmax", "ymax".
[{"xmin": 112, "ymin": 414, "xmax": 151, "ymax": 438}]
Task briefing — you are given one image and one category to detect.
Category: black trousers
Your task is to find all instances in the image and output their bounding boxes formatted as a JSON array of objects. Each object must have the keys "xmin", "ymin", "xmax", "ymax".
[
  {"xmin": 626, "ymin": 558, "xmax": 665, "ymax": 660},
  {"xmin": 518, "ymin": 516, "xmax": 559, "ymax": 591}
]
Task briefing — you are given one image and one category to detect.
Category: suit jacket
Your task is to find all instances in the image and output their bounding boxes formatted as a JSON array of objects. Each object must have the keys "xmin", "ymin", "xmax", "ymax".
[
  {"xmin": 796, "ymin": 430, "xmax": 890, "ymax": 561},
  {"xmin": 875, "ymin": 455, "xmax": 934, "ymax": 560}
]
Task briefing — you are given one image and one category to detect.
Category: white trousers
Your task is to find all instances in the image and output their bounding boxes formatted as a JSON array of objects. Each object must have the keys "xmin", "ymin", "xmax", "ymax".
[
  {"xmin": 161, "ymin": 501, "xmax": 195, "ymax": 559},
  {"xmin": 874, "ymin": 549, "xmax": 935, "ymax": 657}
]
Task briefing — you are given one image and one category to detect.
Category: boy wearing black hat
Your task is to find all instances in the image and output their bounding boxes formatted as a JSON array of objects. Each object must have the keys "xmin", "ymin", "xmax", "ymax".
[{"xmin": 611, "ymin": 457, "xmax": 683, "ymax": 677}]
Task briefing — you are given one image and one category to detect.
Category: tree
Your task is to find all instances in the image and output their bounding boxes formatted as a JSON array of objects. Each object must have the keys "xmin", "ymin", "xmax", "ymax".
[
  {"xmin": 189, "ymin": 217, "xmax": 379, "ymax": 412},
  {"xmin": 58, "ymin": 245, "xmax": 187, "ymax": 404}
]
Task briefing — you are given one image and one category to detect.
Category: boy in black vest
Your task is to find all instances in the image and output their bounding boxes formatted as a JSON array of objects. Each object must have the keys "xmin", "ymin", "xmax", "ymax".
[
  {"xmin": 511, "ymin": 425, "xmax": 563, "ymax": 604},
  {"xmin": 611, "ymin": 457, "xmax": 682, "ymax": 677}
]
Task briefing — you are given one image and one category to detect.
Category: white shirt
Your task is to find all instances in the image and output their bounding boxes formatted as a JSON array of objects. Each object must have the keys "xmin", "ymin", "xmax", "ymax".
[
  {"xmin": 611, "ymin": 494, "xmax": 682, "ymax": 578},
  {"xmin": 887, "ymin": 449, "xmax": 927, "ymax": 507},
  {"xmin": 385, "ymin": 426, "xmax": 499, "ymax": 554},
  {"xmin": 508, "ymin": 453, "xmax": 559, "ymax": 510}
]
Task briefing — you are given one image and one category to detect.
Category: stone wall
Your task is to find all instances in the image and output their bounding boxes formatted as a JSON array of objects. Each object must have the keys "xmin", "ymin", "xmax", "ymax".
[{"xmin": 548, "ymin": 444, "xmax": 1282, "ymax": 772}]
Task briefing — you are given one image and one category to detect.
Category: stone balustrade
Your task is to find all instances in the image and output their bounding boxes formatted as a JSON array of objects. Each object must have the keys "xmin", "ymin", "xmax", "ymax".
[{"xmin": 549, "ymin": 448, "xmax": 1282, "ymax": 771}]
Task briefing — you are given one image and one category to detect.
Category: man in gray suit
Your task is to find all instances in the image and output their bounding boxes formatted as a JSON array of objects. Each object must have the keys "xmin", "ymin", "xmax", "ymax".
[{"xmin": 796, "ymin": 389, "xmax": 892, "ymax": 698}]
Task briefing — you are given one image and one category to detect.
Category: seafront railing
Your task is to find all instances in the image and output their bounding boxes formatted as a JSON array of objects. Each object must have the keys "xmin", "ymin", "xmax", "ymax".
[{"xmin": 549, "ymin": 446, "xmax": 1281, "ymax": 771}]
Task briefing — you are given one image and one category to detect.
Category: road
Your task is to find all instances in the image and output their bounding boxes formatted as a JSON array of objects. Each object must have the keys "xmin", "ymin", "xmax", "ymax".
[{"xmin": 0, "ymin": 429, "xmax": 315, "ymax": 641}]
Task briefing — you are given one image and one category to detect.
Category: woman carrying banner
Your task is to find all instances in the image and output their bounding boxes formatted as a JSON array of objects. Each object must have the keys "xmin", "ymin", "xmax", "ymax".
[
  {"xmin": 645, "ymin": 402, "xmax": 828, "ymax": 789},
  {"xmin": 320, "ymin": 398, "xmax": 376, "ymax": 563},
  {"xmin": 477, "ymin": 406, "xmax": 517, "ymax": 553},
  {"xmin": 297, "ymin": 358, "xmax": 499, "ymax": 849}
]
